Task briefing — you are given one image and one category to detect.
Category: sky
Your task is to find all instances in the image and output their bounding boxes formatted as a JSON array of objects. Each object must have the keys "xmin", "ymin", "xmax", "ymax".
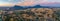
[{"xmin": 0, "ymin": 0, "xmax": 60, "ymax": 7}]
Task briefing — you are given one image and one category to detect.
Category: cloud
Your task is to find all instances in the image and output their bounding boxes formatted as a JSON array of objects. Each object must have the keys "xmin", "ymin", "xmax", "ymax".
[
  {"xmin": 0, "ymin": 0, "xmax": 24, "ymax": 6},
  {"xmin": 16, "ymin": 0, "xmax": 44, "ymax": 6},
  {"xmin": 16, "ymin": 1, "xmax": 36, "ymax": 6},
  {"xmin": 16, "ymin": 0, "xmax": 51, "ymax": 6},
  {"xmin": 0, "ymin": 3, "xmax": 15, "ymax": 6},
  {"xmin": 0, "ymin": 0, "xmax": 60, "ymax": 6}
]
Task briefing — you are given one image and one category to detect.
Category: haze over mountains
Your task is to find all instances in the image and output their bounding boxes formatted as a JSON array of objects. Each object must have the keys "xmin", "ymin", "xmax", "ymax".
[
  {"xmin": 0, "ymin": 2, "xmax": 60, "ymax": 10},
  {"xmin": 0, "ymin": 4, "xmax": 59, "ymax": 10},
  {"xmin": 0, "ymin": 5, "xmax": 42, "ymax": 10}
]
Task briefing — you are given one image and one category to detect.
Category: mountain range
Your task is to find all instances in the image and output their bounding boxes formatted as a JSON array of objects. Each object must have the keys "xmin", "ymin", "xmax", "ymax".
[{"xmin": 0, "ymin": 5, "xmax": 59, "ymax": 10}]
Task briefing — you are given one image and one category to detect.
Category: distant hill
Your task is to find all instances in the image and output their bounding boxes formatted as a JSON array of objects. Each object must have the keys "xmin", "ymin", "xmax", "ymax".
[
  {"xmin": 25, "ymin": 5, "xmax": 42, "ymax": 8},
  {"xmin": 10, "ymin": 5, "xmax": 42, "ymax": 10},
  {"xmin": 0, "ymin": 5, "xmax": 58, "ymax": 10},
  {"xmin": 13, "ymin": 5, "xmax": 24, "ymax": 10},
  {"xmin": 0, "ymin": 5, "xmax": 50, "ymax": 10}
]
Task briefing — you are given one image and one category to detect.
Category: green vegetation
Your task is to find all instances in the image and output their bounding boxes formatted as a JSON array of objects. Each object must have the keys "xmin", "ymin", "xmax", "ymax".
[
  {"xmin": 2, "ymin": 8, "xmax": 60, "ymax": 21},
  {"xmin": 55, "ymin": 10, "xmax": 60, "ymax": 21}
]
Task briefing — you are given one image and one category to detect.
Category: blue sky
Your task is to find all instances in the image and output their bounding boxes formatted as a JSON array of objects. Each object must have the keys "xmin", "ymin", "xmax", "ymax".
[
  {"xmin": 48, "ymin": 0, "xmax": 60, "ymax": 2},
  {"xmin": 0, "ymin": 0, "xmax": 60, "ymax": 3},
  {"xmin": 0, "ymin": 0, "xmax": 23, "ymax": 3},
  {"xmin": 0, "ymin": 0, "xmax": 60, "ymax": 7}
]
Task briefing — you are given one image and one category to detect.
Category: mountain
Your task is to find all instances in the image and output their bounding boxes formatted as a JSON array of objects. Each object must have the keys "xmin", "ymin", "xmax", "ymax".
[
  {"xmin": 10, "ymin": 5, "xmax": 52, "ymax": 10},
  {"xmin": 9, "ymin": 5, "xmax": 42, "ymax": 10},
  {"xmin": 24, "ymin": 5, "xmax": 42, "ymax": 8},
  {"xmin": 0, "ymin": 4, "xmax": 58, "ymax": 10},
  {"xmin": 33, "ymin": 5, "xmax": 41, "ymax": 8},
  {"xmin": 13, "ymin": 5, "xmax": 24, "ymax": 10}
]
